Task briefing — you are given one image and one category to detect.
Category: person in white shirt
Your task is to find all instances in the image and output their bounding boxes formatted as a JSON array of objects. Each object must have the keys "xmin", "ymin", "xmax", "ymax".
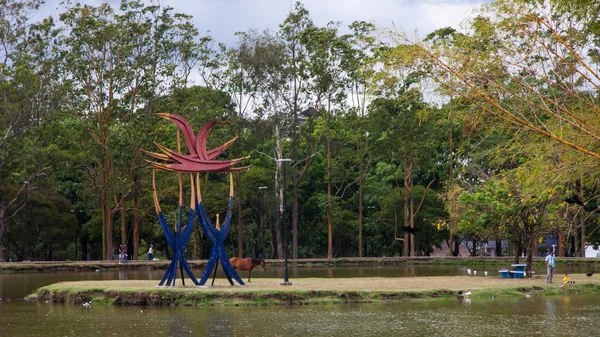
[{"xmin": 545, "ymin": 252, "xmax": 555, "ymax": 283}]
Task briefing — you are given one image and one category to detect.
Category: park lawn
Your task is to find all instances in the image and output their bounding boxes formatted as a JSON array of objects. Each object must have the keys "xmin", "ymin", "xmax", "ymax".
[
  {"xmin": 39, "ymin": 274, "xmax": 591, "ymax": 291},
  {"xmin": 30, "ymin": 274, "xmax": 600, "ymax": 307}
]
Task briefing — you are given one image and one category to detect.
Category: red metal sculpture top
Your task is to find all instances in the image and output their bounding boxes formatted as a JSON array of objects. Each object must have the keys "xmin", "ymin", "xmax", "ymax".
[{"xmin": 143, "ymin": 113, "xmax": 248, "ymax": 173}]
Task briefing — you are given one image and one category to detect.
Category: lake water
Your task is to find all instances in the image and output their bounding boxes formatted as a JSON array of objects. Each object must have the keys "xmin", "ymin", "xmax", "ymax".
[{"xmin": 1, "ymin": 264, "xmax": 600, "ymax": 336}]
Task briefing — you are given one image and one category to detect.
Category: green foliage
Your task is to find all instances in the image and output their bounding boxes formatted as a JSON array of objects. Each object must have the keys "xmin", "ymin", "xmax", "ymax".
[{"xmin": 6, "ymin": 0, "xmax": 600, "ymax": 263}]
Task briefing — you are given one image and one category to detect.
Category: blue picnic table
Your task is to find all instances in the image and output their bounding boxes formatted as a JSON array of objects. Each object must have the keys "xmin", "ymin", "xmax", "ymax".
[
  {"xmin": 499, "ymin": 264, "xmax": 527, "ymax": 279},
  {"xmin": 510, "ymin": 264, "xmax": 526, "ymax": 278}
]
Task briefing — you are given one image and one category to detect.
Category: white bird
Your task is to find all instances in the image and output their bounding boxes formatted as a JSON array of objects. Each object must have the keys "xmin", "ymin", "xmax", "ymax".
[
  {"xmin": 526, "ymin": 294, "xmax": 530, "ymax": 298},
  {"xmin": 484, "ymin": 271, "xmax": 488, "ymax": 276},
  {"xmin": 83, "ymin": 301, "xmax": 91, "ymax": 307},
  {"xmin": 467, "ymin": 269, "xmax": 472, "ymax": 275},
  {"xmin": 95, "ymin": 269, "xmax": 100, "ymax": 272},
  {"xmin": 474, "ymin": 270, "xmax": 477, "ymax": 276},
  {"xmin": 464, "ymin": 291, "xmax": 472, "ymax": 298}
]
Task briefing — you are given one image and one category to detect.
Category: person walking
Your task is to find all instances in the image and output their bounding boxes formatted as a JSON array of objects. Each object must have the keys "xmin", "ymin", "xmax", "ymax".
[
  {"xmin": 118, "ymin": 243, "xmax": 127, "ymax": 264},
  {"xmin": 545, "ymin": 251, "xmax": 555, "ymax": 283},
  {"xmin": 147, "ymin": 244, "xmax": 154, "ymax": 261}
]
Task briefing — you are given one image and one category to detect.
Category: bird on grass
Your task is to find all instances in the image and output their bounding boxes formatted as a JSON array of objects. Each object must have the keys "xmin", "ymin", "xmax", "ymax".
[
  {"xmin": 586, "ymin": 271, "xmax": 594, "ymax": 277},
  {"xmin": 457, "ymin": 290, "xmax": 472, "ymax": 298},
  {"xmin": 467, "ymin": 269, "xmax": 472, "ymax": 275},
  {"xmin": 484, "ymin": 271, "xmax": 488, "ymax": 276}
]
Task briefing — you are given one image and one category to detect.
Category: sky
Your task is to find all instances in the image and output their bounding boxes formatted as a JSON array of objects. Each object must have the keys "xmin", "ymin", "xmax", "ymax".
[{"xmin": 39, "ymin": 0, "xmax": 490, "ymax": 46}]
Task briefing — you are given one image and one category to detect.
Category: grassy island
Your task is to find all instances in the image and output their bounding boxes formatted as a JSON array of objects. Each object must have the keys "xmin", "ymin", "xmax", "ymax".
[{"xmin": 28, "ymin": 274, "xmax": 600, "ymax": 307}]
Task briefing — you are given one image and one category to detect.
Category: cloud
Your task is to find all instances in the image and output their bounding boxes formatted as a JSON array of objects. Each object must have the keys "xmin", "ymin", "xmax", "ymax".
[
  {"xmin": 39, "ymin": 0, "xmax": 488, "ymax": 45},
  {"xmin": 180, "ymin": 0, "xmax": 487, "ymax": 44}
]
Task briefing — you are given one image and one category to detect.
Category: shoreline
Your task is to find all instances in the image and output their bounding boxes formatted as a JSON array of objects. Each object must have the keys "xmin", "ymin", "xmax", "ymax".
[
  {"xmin": 29, "ymin": 275, "xmax": 600, "ymax": 307},
  {"xmin": 3, "ymin": 256, "xmax": 599, "ymax": 273}
]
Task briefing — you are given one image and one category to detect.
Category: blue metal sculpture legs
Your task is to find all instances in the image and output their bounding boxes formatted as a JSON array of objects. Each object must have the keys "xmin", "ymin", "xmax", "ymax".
[
  {"xmin": 196, "ymin": 197, "xmax": 245, "ymax": 286},
  {"xmin": 157, "ymin": 206, "xmax": 199, "ymax": 286}
]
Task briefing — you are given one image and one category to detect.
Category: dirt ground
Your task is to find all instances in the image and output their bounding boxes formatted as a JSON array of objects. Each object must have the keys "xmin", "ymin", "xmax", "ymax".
[{"xmin": 50, "ymin": 274, "xmax": 597, "ymax": 292}]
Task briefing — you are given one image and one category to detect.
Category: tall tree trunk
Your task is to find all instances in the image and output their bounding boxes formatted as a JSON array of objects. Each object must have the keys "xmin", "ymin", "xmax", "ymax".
[
  {"xmin": 292, "ymin": 180, "xmax": 299, "ymax": 259},
  {"xmin": 326, "ymin": 121, "xmax": 333, "ymax": 259},
  {"xmin": 513, "ymin": 241, "xmax": 521, "ymax": 264},
  {"xmin": 581, "ymin": 206, "xmax": 585, "ymax": 257},
  {"xmin": 496, "ymin": 239, "xmax": 502, "ymax": 257},
  {"xmin": 274, "ymin": 127, "xmax": 284, "ymax": 259},
  {"xmin": 236, "ymin": 173, "xmax": 243, "ymax": 257},
  {"xmin": 453, "ymin": 238, "xmax": 460, "ymax": 257},
  {"xmin": 573, "ymin": 220, "xmax": 580, "ymax": 257},
  {"xmin": 358, "ymin": 162, "xmax": 363, "ymax": 258},
  {"xmin": 526, "ymin": 236, "xmax": 535, "ymax": 277},
  {"xmin": 580, "ymin": 180, "xmax": 585, "ymax": 257},
  {"xmin": 290, "ymin": 35, "xmax": 300, "ymax": 261},
  {"xmin": 0, "ymin": 207, "xmax": 5, "ymax": 261},
  {"xmin": 410, "ymin": 174, "xmax": 415, "ymax": 257},
  {"xmin": 101, "ymin": 204, "xmax": 107, "ymax": 260},
  {"xmin": 558, "ymin": 231, "xmax": 564, "ymax": 257},
  {"xmin": 133, "ymin": 177, "xmax": 140, "ymax": 260},
  {"xmin": 448, "ymin": 103, "xmax": 454, "ymax": 257},
  {"xmin": 105, "ymin": 205, "xmax": 113, "ymax": 261},
  {"xmin": 403, "ymin": 178, "xmax": 409, "ymax": 257},
  {"xmin": 120, "ymin": 209, "xmax": 126, "ymax": 244}
]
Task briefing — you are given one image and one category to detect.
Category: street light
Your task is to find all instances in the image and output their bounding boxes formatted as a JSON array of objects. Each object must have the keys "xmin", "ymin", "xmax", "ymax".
[
  {"xmin": 276, "ymin": 158, "xmax": 292, "ymax": 286},
  {"xmin": 258, "ymin": 186, "xmax": 268, "ymax": 260}
]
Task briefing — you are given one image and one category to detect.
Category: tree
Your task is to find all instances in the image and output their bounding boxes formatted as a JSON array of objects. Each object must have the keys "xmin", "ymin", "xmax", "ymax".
[
  {"xmin": 58, "ymin": 0, "xmax": 200, "ymax": 259},
  {"xmin": 343, "ymin": 21, "xmax": 378, "ymax": 257},
  {"xmin": 406, "ymin": 0, "xmax": 600, "ymax": 189},
  {"xmin": 0, "ymin": 0, "xmax": 62, "ymax": 261},
  {"xmin": 301, "ymin": 22, "xmax": 349, "ymax": 259},
  {"xmin": 454, "ymin": 174, "xmax": 565, "ymax": 276},
  {"xmin": 368, "ymin": 72, "xmax": 439, "ymax": 256}
]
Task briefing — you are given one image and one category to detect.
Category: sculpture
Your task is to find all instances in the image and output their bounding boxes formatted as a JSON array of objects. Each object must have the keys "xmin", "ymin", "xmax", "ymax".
[{"xmin": 144, "ymin": 113, "xmax": 248, "ymax": 286}]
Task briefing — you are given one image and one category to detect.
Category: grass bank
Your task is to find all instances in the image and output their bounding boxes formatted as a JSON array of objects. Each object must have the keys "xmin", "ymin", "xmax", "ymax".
[
  {"xmin": 29, "ymin": 274, "xmax": 600, "ymax": 307},
  {"xmin": 3, "ymin": 256, "xmax": 598, "ymax": 273}
]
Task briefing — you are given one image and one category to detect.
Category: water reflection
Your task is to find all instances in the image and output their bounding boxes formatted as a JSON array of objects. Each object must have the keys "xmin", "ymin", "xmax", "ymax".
[
  {"xmin": 1, "ymin": 291, "xmax": 600, "ymax": 336},
  {"xmin": 2, "ymin": 265, "xmax": 600, "ymax": 336}
]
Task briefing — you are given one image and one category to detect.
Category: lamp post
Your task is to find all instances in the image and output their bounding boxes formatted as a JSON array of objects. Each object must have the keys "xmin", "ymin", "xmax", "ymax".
[
  {"xmin": 258, "ymin": 186, "xmax": 268, "ymax": 259},
  {"xmin": 276, "ymin": 158, "xmax": 292, "ymax": 286}
]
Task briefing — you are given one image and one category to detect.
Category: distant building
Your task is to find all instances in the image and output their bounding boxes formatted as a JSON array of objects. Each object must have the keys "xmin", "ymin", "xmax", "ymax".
[{"xmin": 585, "ymin": 244, "xmax": 600, "ymax": 258}]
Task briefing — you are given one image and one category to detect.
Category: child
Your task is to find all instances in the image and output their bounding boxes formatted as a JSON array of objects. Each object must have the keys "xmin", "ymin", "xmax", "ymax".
[{"xmin": 563, "ymin": 273, "xmax": 575, "ymax": 284}]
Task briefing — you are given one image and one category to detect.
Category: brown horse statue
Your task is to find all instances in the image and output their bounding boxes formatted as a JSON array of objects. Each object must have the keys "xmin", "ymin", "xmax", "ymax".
[{"xmin": 229, "ymin": 257, "xmax": 267, "ymax": 282}]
